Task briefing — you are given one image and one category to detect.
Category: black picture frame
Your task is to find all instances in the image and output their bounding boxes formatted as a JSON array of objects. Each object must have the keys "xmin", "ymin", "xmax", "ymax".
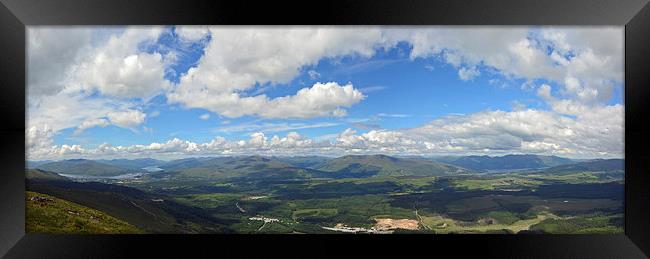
[{"xmin": 1, "ymin": 0, "xmax": 649, "ymax": 258}]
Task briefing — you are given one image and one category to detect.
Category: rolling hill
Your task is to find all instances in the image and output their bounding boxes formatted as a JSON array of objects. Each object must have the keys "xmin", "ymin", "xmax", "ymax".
[
  {"xmin": 434, "ymin": 154, "xmax": 574, "ymax": 171},
  {"xmin": 317, "ymin": 154, "xmax": 470, "ymax": 177},
  {"xmin": 26, "ymin": 191, "xmax": 144, "ymax": 234},
  {"xmin": 25, "ymin": 178, "xmax": 234, "ymax": 233},
  {"xmin": 26, "ymin": 160, "xmax": 54, "ymax": 168},
  {"xmin": 273, "ymin": 156, "xmax": 331, "ymax": 169},
  {"xmin": 161, "ymin": 155, "xmax": 325, "ymax": 180},
  {"xmin": 26, "ymin": 169, "xmax": 70, "ymax": 181},
  {"xmin": 36, "ymin": 159, "xmax": 141, "ymax": 177},
  {"xmin": 542, "ymin": 159, "xmax": 624, "ymax": 174},
  {"xmin": 158, "ymin": 157, "xmax": 217, "ymax": 171}
]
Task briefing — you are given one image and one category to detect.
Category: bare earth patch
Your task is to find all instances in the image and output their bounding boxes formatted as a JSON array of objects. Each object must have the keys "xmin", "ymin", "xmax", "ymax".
[
  {"xmin": 244, "ymin": 195, "xmax": 269, "ymax": 200},
  {"xmin": 374, "ymin": 218, "xmax": 420, "ymax": 231}
]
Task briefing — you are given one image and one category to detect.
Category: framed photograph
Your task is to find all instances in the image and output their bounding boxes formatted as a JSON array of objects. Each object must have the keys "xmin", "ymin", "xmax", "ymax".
[{"xmin": 1, "ymin": 0, "xmax": 649, "ymax": 258}]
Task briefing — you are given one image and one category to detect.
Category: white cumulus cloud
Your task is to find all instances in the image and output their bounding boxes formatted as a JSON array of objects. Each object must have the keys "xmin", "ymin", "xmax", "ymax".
[{"xmin": 169, "ymin": 82, "xmax": 365, "ymax": 119}]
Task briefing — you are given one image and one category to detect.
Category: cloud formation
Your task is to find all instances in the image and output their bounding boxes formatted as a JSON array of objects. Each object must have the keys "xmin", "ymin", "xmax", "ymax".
[
  {"xmin": 28, "ymin": 104, "xmax": 623, "ymax": 160},
  {"xmin": 27, "ymin": 27, "xmax": 167, "ymax": 134},
  {"xmin": 26, "ymin": 26, "xmax": 624, "ymax": 160},
  {"xmin": 168, "ymin": 82, "xmax": 365, "ymax": 119},
  {"xmin": 386, "ymin": 27, "xmax": 622, "ymax": 108},
  {"xmin": 167, "ymin": 27, "xmax": 383, "ymax": 118}
]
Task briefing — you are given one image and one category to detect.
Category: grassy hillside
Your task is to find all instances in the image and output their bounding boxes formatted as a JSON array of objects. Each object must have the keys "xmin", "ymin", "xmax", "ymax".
[
  {"xmin": 317, "ymin": 154, "xmax": 468, "ymax": 177},
  {"xmin": 36, "ymin": 159, "xmax": 138, "ymax": 177},
  {"xmin": 26, "ymin": 169, "xmax": 69, "ymax": 181},
  {"xmin": 529, "ymin": 214, "xmax": 623, "ymax": 234},
  {"xmin": 26, "ymin": 191, "xmax": 144, "ymax": 234},
  {"xmin": 26, "ymin": 179, "xmax": 234, "ymax": 233}
]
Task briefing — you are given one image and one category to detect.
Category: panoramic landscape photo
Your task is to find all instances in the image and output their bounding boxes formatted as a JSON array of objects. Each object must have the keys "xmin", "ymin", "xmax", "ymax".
[{"xmin": 26, "ymin": 26, "xmax": 624, "ymax": 234}]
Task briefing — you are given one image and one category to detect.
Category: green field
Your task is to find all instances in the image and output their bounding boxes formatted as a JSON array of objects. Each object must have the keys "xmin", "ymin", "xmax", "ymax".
[
  {"xmin": 451, "ymin": 176, "xmax": 542, "ymax": 190},
  {"xmin": 530, "ymin": 214, "xmax": 624, "ymax": 234},
  {"xmin": 420, "ymin": 211, "xmax": 558, "ymax": 234},
  {"xmin": 525, "ymin": 172, "xmax": 622, "ymax": 184},
  {"xmin": 292, "ymin": 208, "xmax": 339, "ymax": 221}
]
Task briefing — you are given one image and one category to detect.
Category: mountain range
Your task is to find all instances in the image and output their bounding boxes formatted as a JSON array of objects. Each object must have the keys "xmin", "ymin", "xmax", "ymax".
[
  {"xmin": 29, "ymin": 154, "xmax": 624, "ymax": 178},
  {"xmin": 433, "ymin": 154, "xmax": 574, "ymax": 171},
  {"xmin": 542, "ymin": 159, "xmax": 624, "ymax": 174},
  {"xmin": 35, "ymin": 159, "xmax": 140, "ymax": 177}
]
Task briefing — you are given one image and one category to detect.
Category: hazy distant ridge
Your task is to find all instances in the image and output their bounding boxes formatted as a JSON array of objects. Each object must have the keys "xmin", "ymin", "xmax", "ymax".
[{"xmin": 433, "ymin": 154, "xmax": 574, "ymax": 171}]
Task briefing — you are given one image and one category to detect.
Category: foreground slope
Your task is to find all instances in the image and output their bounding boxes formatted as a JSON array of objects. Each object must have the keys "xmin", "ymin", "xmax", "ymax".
[
  {"xmin": 26, "ymin": 178, "xmax": 234, "ymax": 233},
  {"xmin": 26, "ymin": 191, "xmax": 144, "ymax": 234}
]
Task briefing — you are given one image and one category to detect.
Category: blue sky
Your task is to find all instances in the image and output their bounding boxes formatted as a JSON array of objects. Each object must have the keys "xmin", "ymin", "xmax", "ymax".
[
  {"xmin": 59, "ymin": 36, "xmax": 554, "ymax": 145},
  {"xmin": 27, "ymin": 26, "xmax": 624, "ymax": 159}
]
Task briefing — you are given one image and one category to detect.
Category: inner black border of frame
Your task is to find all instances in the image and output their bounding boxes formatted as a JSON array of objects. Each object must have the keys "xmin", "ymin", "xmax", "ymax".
[{"xmin": 1, "ymin": 0, "xmax": 649, "ymax": 258}]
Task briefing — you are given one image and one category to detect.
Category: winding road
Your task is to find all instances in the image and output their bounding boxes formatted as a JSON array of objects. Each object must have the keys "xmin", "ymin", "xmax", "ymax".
[
  {"xmin": 235, "ymin": 202, "xmax": 246, "ymax": 213},
  {"xmin": 414, "ymin": 202, "xmax": 430, "ymax": 230}
]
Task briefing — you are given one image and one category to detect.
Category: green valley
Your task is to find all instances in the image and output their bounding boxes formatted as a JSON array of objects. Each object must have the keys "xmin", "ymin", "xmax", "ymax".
[{"xmin": 25, "ymin": 154, "xmax": 625, "ymax": 234}]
